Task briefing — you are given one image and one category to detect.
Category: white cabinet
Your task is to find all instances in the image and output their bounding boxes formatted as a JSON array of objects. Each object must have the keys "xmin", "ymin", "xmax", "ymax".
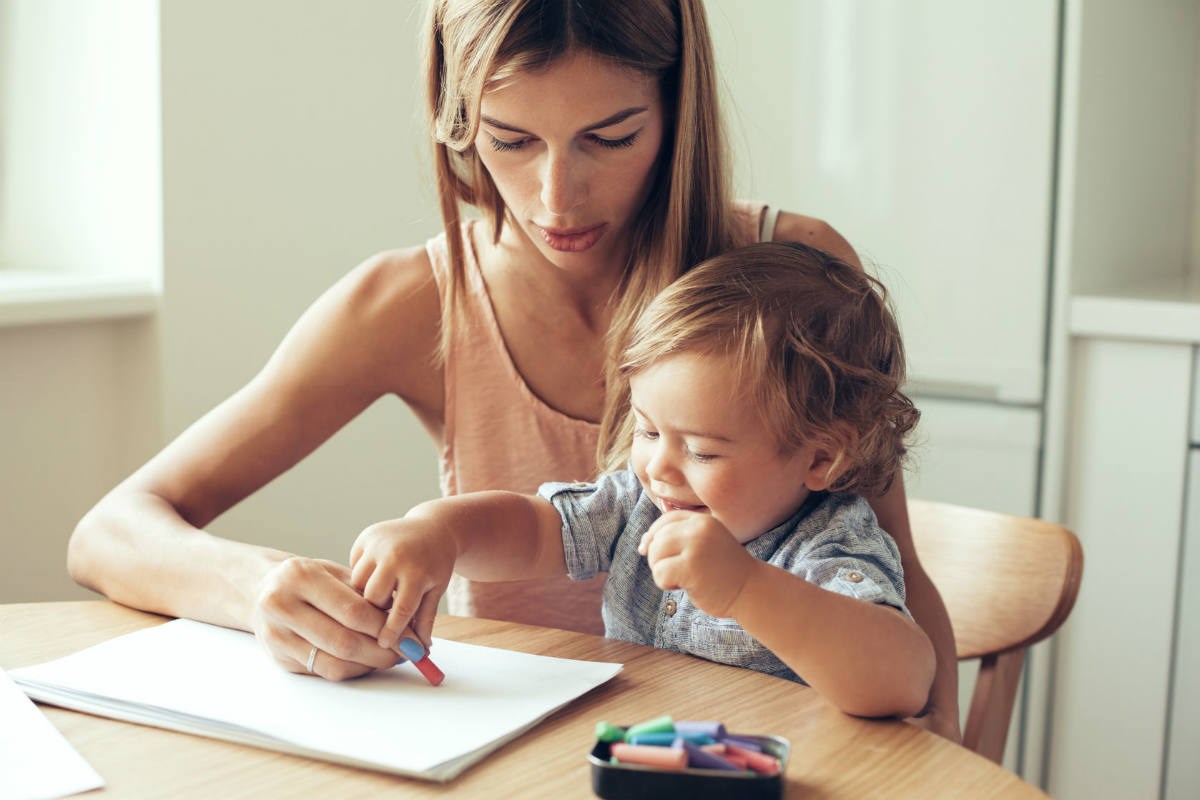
[
  {"xmin": 712, "ymin": 0, "xmax": 1200, "ymax": 791},
  {"xmin": 712, "ymin": 0, "xmax": 1058, "ymax": 405},
  {"xmin": 1050, "ymin": 339, "xmax": 1193, "ymax": 800},
  {"xmin": 1166, "ymin": 448, "xmax": 1200, "ymax": 800},
  {"xmin": 1045, "ymin": 0, "xmax": 1200, "ymax": 794},
  {"xmin": 906, "ymin": 398, "xmax": 1041, "ymax": 517}
]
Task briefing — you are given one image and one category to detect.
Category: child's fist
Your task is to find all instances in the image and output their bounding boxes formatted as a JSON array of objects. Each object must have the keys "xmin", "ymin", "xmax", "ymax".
[{"xmin": 638, "ymin": 511, "xmax": 755, "ymax": 617}]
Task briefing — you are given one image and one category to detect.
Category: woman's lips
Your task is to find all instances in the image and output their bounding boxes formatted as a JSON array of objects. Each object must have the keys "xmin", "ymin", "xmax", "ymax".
[{"xmin": 534, "ymin": 223, "xmax": 608, "ymax": 253}]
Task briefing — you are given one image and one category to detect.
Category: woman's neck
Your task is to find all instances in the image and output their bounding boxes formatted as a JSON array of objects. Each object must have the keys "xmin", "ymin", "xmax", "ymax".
[{"xmin": 484, "ymin": 217, "xmax": 624, "ymax": 332}]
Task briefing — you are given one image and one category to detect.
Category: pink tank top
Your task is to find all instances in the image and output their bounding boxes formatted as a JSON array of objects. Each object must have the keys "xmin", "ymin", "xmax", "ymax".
[{"xmin": 425, "ymin": 202, "xmax": 768, "ymax": 634}]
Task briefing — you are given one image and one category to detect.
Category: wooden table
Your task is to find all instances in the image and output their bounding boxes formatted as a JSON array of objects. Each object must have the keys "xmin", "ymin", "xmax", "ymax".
[{"xmin": 1, "ymin": 601, "xmax": 1046, "ymax": 798}]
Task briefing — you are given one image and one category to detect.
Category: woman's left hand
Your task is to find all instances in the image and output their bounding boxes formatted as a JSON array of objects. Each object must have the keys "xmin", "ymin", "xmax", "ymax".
[{"xmin": 637, "ymin": 511, "xmax": 757, "ymax": 617}]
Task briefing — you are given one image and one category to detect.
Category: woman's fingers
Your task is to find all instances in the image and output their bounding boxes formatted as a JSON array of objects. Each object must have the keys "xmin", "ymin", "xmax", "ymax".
[
  {"xmin": 272, "ymin": 629, "xmax": 377, "ymax": 682},
  {"xmin": 254, "ymin": 557, "xmax": 399, "ymax": 676}
]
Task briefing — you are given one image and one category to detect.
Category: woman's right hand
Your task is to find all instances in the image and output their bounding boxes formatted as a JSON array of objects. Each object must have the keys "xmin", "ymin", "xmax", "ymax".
[{"xmin": 250, "ymin": 557, "xmax": 402, "ymax": 681}]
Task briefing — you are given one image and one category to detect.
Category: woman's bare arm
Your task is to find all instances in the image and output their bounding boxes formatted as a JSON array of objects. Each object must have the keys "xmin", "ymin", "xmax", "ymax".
[{"xmin": 68, "ymin": 246, "xmax": 444, "ymax": 679}]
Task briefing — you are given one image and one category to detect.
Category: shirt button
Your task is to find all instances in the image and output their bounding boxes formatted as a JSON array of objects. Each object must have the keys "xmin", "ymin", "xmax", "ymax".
[
  {"xmin": 846, "ymin": 571, "xmax": 864, "ymax": 583},
  {"xmin": 664, "ymin": 599, "xmax": 677, "ymax": 617}
]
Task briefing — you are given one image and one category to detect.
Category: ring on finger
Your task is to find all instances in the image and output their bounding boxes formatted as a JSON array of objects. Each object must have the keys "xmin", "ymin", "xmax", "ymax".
[{"xmin": 306, "ymin": 645, "xmax": 320, "ymax": 673}]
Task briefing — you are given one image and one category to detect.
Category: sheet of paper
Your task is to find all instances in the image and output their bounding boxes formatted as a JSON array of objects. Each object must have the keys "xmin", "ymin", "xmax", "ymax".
[
  {"xmin": 0, "ymin": 667, "xmax": 104, "ymax": 800},
  {"xmin": 11, "ymin": 619, "xmax": 621, "ymax": 781}
]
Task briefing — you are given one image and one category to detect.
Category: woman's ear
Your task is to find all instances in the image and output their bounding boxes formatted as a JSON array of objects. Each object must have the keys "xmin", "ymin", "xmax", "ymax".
[{"xmin": 801, "ymin": 423, "xmax": 858, "ymax": 491}]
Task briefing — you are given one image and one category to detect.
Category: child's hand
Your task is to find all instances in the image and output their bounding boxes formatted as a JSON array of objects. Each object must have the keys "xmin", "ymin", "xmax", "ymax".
[
  {"xmin": 637, "ymin": 511, "xmax": 757, "ymax": 618},
  {"xmin": 349, "ymin": 517, "xmax": 457, "ymax": 652}
]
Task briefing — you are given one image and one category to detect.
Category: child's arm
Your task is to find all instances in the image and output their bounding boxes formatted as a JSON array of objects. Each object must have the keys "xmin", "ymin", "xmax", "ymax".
[
  {"xmin": 349, "ymin": 491, "xmax": 566, "ymax": 650},
  {"xmin": 640, "ymin": 512, "xmax": 934, "ymax": 718},
  {"xmin": 731, "ymin": 558, "xmax": 934, "ymax": 718}
]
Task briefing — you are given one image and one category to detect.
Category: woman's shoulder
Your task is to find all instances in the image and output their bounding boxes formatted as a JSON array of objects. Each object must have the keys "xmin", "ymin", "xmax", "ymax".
[
  {"xmin": 772, "ymin": 210, "xmax": 862, "ymax": 269},
  {"xmin": 300, "ymin": 245, "xmax": 442, "ymax": 406},
  {"xmin": 337, "ymin": 245, "xmax": 440, "ymax": 323}
]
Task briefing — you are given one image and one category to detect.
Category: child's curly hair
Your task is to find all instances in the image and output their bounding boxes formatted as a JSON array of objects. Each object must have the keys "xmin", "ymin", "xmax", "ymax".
[{"xmin": 598, "ymin": 241, "xmax": 919, "ymax": 497}]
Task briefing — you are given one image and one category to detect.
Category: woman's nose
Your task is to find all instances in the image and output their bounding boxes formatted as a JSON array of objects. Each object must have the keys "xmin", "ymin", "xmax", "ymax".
[{"xmin": 540, "ymin": 150, "xmax": 588, "ymax": 217}]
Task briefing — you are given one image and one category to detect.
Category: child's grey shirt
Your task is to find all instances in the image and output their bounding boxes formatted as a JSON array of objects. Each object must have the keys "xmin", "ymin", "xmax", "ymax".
[{"xmin": 537, "ymin": 467, "xmax": 909, "ymax": 683}]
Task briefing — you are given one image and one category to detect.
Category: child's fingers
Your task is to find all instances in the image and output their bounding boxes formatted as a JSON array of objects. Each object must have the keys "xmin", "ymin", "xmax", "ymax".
[
  {"xmin": 410, "ymin": 591, "xmax": 442, "ymax": 649},
  {"xmin": 379, "ymin": 579, "xmax": 424, "ymax": 650},
  {"xmin": 349, "ymin": 556, "xmax": 373, "ymax": 594},
  {"xmin": 361, "ymin": 568, "xmax": 397, "ymax": 611},
  {"xmin": 638, "ymin": 514, "xmax": 674, "ymax": 555},
  {"xmin": 644, "ymin": 523, "xmax": 684, "ymax": 565},
  {"xmin": 648, "ymin": 553, "xmax": 685, "ymax": 591}
]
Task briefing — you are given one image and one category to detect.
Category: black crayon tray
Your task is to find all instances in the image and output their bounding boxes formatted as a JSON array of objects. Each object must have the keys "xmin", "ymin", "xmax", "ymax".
[{"xmin": 587, "ymin": 732, "xmax": 789, "ymax": 799}]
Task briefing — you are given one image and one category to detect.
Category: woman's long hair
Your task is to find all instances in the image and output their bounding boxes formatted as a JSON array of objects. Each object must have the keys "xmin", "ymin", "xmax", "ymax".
[{"xmin": 423, "ymin": 0, "xmax": 736, "ymax": 436}]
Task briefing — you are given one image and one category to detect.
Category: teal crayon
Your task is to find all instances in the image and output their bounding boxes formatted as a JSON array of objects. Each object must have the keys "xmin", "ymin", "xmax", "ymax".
[
  {"xmin": 623, "ymin": 714, "xmax": 674, "ymax": 741},
  {"xmin": 595, "ymin": 721, "xmax": 626, "ymax": 743},
  {"xmin": 675, "ymin": 720, "xmax": 726, "ymax": 740},
  {"xmin": 628, "ymin": 731, "xmax": 715, "ymax": 747}
]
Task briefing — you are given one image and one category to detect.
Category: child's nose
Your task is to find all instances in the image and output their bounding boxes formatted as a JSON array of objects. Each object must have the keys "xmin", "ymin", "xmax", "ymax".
[{"xmin": 646, "ymin": 447, "xmax": 681, "ymax": 485}]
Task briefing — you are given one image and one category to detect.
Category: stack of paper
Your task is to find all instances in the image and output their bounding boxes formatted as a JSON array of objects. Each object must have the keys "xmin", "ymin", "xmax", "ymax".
[
  {"xmin": 0, "ymin": 668, "xmax": 104, "ymax": 800},
  {"xmin": 11, "ymin": 619, "xmax": 622, "ymax": 782}
]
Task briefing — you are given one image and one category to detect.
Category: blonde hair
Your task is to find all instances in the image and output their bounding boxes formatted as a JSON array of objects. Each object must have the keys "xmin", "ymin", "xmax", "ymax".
[
  {"xmin": 599, "ymin": 242, "xmax": 920, "ymax": 497},
  {"xmin": 423, "ymin": 0, "xmax": 735, "ymax": 366}
]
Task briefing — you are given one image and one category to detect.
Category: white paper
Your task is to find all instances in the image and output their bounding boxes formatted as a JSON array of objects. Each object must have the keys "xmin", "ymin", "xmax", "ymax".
[
  {"xmin": 0, "ymin": 667, "xmax": 104, "ymax": 800},
  {"xmin": 10, "ymin": 619, "xmax": 621, "ymax": 782}
]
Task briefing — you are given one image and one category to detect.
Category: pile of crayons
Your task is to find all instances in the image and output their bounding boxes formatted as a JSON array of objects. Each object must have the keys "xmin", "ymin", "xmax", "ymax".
[{"xmin": 595, "ymin": 715, "xmax": 781, "ymax": 776}]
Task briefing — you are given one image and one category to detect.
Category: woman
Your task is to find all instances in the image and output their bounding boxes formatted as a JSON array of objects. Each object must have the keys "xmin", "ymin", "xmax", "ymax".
[{"xmin": 68, "ymin": 0, "xmax": 960, "ymax": 739}]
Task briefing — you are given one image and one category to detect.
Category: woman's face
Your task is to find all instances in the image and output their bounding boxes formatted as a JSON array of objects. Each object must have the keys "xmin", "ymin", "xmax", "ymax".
[{"xmin": 475, "ymin": 49, "xmax": 666, "ymax": 275}]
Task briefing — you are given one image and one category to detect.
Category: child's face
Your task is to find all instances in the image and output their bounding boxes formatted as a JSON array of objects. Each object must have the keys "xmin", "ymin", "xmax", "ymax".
[{"xmin": 629, "ymin": 351, "xmax": 831, "ymax": 544}]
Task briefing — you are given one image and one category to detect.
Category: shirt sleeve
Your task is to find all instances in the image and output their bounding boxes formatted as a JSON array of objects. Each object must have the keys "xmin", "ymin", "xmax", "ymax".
[
  {"xmin": 536, "ymin": 468, "xmax": 644, "ymax": 582},
  {"xmin": 791, "ymin": 497, "xmax": 910, "ymax": 615}
]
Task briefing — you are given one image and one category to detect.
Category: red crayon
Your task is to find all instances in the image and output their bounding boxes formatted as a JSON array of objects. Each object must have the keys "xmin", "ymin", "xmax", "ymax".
[
  {"xmin": 723, "ymin": 742, "xmax": 780, "ymax": 776},
  {"xmin": 398, "ymin": 637, "xmax": 445, "ymax": 686}
]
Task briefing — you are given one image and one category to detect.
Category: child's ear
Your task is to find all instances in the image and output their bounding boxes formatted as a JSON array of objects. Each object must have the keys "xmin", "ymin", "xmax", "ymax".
[{"xmin": 802, "ymin": 423, "xmax": 858, "ymax": 491}]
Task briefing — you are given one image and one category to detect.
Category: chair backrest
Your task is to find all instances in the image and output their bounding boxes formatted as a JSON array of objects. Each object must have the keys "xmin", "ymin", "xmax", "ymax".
[{"xmin": 908, "ymin": 499, "xmax": 1084, "ymax": 764}]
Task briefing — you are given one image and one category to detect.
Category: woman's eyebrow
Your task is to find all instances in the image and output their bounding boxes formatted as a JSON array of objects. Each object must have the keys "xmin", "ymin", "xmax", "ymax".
[{"xmin": 480, "ymin": 106, "xmax": 649, "ymax": 136}]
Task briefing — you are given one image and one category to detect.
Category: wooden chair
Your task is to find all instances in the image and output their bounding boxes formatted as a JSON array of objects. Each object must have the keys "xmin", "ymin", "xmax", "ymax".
[{"xmin": 908, "ymin": 499, "xmax": 1084, "ymax": 764}]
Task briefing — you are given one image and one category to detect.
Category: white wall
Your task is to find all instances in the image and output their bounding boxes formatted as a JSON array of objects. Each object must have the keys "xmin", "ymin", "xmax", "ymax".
[
  {"xmin": 158, "ymin": 0, "xmax": 441, "ymax": 564},
  {"xmin": 2, "ymin": 1, "xmax": 442, "ymax": 603},
  {"xmin": 0, "ymin": 318, "xmax": 159, "ymax": 602}
]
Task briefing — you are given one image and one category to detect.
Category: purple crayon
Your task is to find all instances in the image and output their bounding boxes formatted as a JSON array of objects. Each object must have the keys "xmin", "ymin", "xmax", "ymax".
[
  {"xmin": 674, "ymin": 738, "xmax": 743, "ymax": 772},
  {"xmin": 719, "ymin": 734, "xmax": 765, "ymax": 753}
]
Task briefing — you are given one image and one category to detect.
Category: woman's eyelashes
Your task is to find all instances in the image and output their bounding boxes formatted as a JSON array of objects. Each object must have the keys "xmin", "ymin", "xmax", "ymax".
[
  {"xmin": 485, "ymin": 131, "xmax": 641, "ymax": 152},
  {"xmin": 589, "ymin": 131, "xmax": 640, "ymax": 149}
]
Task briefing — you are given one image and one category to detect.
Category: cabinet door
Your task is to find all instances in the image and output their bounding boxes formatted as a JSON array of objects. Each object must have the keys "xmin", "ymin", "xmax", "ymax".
[
  {"xmin": 905, "ymin": 397, "xmax": 1041, "ymax": 516},
  {"xmin": 710, "ymin": 0, "xmax": 1058, "ymax": 403},
  {"xmin": 1051, "ymin": 339, "xmax": 1192, "ymax": 800},
  {"xmin": 1165, "ymin": 448, "xmax": 1200, "ymax": 800}
]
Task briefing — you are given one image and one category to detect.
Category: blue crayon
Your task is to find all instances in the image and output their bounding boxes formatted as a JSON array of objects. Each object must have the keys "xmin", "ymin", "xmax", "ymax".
[
  {"xmin": 675, "ymin": 720, "xmax": 727, "ymax": 740},
  {"xmin": 629, "ymin": 731, "xmax": 716, "ymax": 747}
]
